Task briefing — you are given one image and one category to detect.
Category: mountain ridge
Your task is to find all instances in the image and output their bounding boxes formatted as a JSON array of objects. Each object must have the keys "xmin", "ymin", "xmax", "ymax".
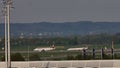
[{"xmin": 0, "ymin": 21, "xmax": 120, "ymax": 37}]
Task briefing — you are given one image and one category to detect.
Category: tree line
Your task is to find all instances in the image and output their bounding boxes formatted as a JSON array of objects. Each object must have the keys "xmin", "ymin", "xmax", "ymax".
[{"xmin": 0, "ymin": 33, "xmax": 120, "ymax": 48}]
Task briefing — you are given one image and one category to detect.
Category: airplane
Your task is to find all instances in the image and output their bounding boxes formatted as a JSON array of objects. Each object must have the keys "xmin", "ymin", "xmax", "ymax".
[
  {"xmin": 33, "ymin": 44, "xmax": 55, "ymax": 52},
  {"xmin": 67, "ymin": 47, "xmax": 88, "ymax": 51}
]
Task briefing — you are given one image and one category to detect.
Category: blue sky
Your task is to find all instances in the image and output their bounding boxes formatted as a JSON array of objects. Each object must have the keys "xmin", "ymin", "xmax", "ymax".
[{"xmin": 1, "ymin": 0, "xmax": 120, "ymax": 23}]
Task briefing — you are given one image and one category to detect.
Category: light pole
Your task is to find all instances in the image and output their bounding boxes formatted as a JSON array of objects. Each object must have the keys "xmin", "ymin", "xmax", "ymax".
[
  {"xmin": 1, "ymin": 0, "xmax": 13, "ymax": 68},
  {"xmin": 3, "ymin": 2, "xmax": 8, "ymax": 68},
  {"xmin": 7, "ymin": 1, "xmax": 11, "ymax": 67},
  {"xmin": 1, "ymin": 0, "xmax": 7, "ymax": 68},
  {"xmin": 1, "ymin": 0, "xmax": 8, "ymax": 68}
]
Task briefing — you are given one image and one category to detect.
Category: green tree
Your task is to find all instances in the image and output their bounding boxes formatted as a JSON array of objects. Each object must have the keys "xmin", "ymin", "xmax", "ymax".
[
  {"xmin": 0, "ymin": 55, "xmax": 5, "ymax": 61},
  {"xmin": 11, "ymin": 53, "xmax": 25, "ymax": 61},
  {"xmin": 103, "ymin": 54, "xmax": 111, "ymax": 59},
  {"xmin": 75, "ymin": 54, "xmax": 83, "ymax": 60},
  {"xmin": 29, "ymin": 53, "xmax": 41, "ymax": 61},
  {"xmin": 114, "ymin": 54, "xmax": 120, "ymax": 59},
  {"xmin": 66, "ymin": 55, "xmax": 74, "ymax": 60}
]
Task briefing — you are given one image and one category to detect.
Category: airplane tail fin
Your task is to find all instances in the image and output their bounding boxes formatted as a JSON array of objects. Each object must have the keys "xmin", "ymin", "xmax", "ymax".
[{"xmin": 51, "ymin": 44, "xmax": 55, "ymax": 48}]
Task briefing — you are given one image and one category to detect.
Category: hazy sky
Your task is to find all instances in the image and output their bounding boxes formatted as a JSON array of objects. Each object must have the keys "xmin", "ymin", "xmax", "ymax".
[{"xmin": 1, "ymin": 0, "xmax": 120, "ymax": 23}]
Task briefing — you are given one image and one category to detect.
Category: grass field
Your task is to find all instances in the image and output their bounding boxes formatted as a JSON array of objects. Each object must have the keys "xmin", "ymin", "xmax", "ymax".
[
  {"xmin": 0, "ymin": 44, "xmax": 120, "ymax": 61},
  {"xmin": 10, "ymin": 44, "xmax": 120, "ymax": 51}
]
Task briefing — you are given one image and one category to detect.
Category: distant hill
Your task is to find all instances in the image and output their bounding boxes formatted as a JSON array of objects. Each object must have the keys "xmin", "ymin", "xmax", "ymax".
[{"xmin": 0, "ymin": 21, "xmax": 120, "ymax": 37}]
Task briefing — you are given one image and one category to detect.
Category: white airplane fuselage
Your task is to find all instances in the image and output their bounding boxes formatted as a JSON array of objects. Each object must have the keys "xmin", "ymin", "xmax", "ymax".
[
  {"xmin": 67, "ymin": 47, "xmax": 88, "ymax": 51},
  {"xmin": 34, "ymin": 47, "xmax": 55, "ymax": 52}
]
